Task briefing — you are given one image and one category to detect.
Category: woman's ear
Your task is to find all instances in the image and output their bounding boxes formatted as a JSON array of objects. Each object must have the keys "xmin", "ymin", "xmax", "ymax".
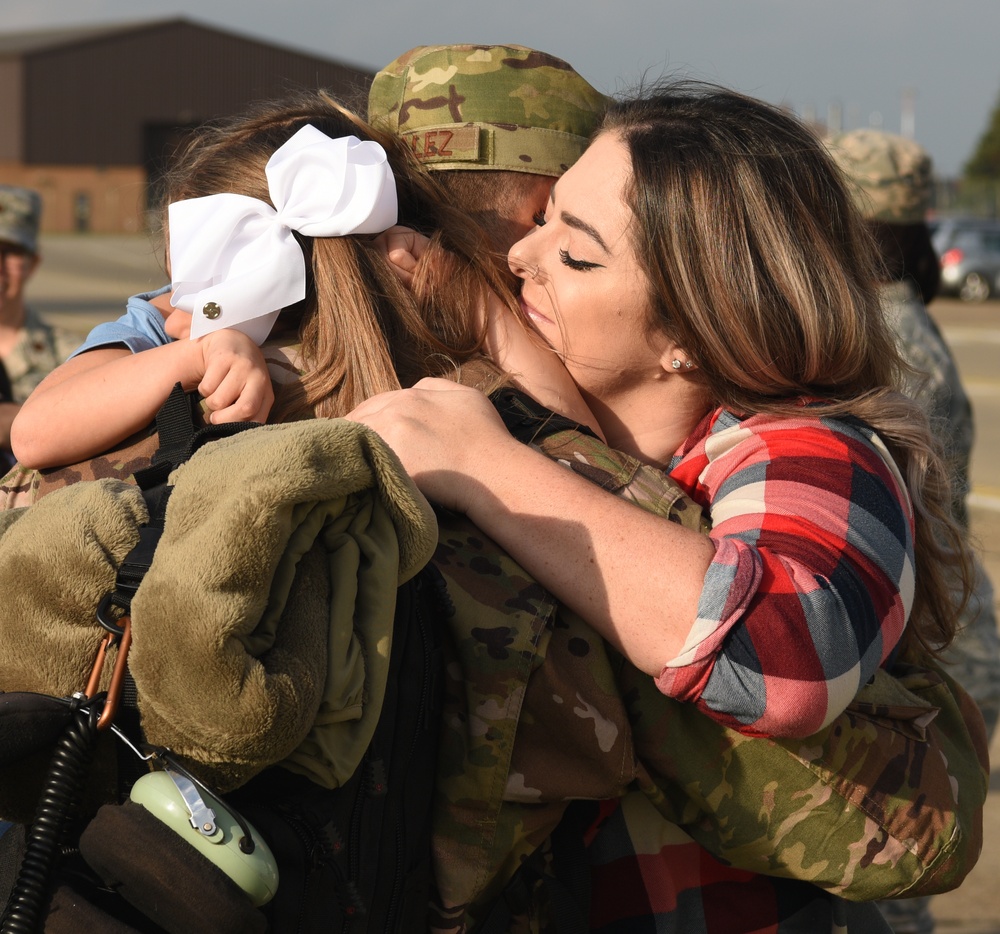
[{"xmin": 659, "ymin": 344, "xmax": 697, "ymax": 375}]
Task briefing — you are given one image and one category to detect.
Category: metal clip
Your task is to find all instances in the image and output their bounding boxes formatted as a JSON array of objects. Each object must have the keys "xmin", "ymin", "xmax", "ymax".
[
  {"xmin": 163, "ymin": 763, "xmax": 220, "ymax": 838},
  {"xmin": 84, "ymin": 615, "xmax": 132, "ymax": 731},
  {"xmin": 96, "ymin": 593, "xmax": 128, "ymax": 637}
]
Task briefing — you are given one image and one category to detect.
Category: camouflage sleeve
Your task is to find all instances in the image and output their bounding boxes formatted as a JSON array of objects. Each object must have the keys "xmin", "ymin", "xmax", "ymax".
[
  {"xmin": 0, "ymin": 428, "xmax": 162, "ymax": 510},
  {"xmin": 530, "ymin": 428, "xmax": 710, "ymax": 533}
]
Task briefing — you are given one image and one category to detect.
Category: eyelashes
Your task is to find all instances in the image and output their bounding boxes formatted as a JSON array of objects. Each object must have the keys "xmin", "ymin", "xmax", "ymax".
[
  {"xmin": 559, "ymin": 249, "xmax": 600, "ymax": 271},
  {"xmin": 530, "ymin": 210, "xmax": 600, "ymax": 271}
]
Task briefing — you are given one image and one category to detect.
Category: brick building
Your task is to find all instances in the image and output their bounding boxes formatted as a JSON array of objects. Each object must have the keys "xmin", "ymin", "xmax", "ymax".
[{"xmin": 0, "ymin": 18, "xmax": 373, "ymax": 233}]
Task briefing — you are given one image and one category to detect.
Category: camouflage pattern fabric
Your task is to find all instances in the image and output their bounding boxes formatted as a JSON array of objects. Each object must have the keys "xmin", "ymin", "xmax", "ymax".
[
  {"xmin": 826, "ymin": 129, "xmax": 933, "ymax": 225},
  {"xmin": 619, "ymin": 652, "xmax": 989, "ymax": 901},
  {"xmin": 429, "ymin": 425, "xmax": 709, "ymax": 932},
  {"xmin": 368, "ymin": 45, "xmax": 609, "ymax": 177},
  {"xmin": 881, "ymin": 279, "xmax": 1000, "ymax": 742},
  {"xmin": 1, "ymin": 308, "xmax": 80, "ymax": 406},
  {"xmin": 586, "ymin": 793, "xmax": 894, "ymax": 934},
  {"xmin": 0, "ymin": 341, "xmax": 301, "ymax": 510},
  {"xmin": 875, "ymin": 279, "xmax": 999, "ymax": 934},
  {"xmin": 430, "ymin": 422, "xmax": 988, "ymax": 931},
  {"xmin": 0, "ymin": 186, "xmax": 41, "ymax": 254},
  {"xmin": 0, "ymin": 426, "xmax": 159, "ymax": 509}
]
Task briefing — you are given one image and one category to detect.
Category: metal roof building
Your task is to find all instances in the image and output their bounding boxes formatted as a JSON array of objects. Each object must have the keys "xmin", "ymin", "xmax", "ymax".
[{"xmin": 0, "ymin": 18, "xmax": 373, "ymax": 232}]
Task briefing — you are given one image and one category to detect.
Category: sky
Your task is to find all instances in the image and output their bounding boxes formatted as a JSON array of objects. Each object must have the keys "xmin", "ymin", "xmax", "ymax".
[{"xmin": 4, "ymin": 0, "xmax": 999, "ymax": 178}]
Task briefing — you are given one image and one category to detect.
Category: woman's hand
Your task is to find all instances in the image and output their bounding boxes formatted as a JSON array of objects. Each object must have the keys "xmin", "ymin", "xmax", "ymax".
[
  {"xmin": 196, "ymin": 328, "xmax": 274, "ymax": 424},
  {"xmin": 351, "ymin": 377, "xmax": 713, "ymax": 675},
  {"xmin": 346, "ymin": 378, "xmax": 516, "ymax": 513}
]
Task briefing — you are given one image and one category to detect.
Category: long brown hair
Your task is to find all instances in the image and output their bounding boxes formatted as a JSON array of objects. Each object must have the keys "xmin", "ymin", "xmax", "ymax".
[
  {"xmin": 162, "ymin": 89, "xmax": 510, "ymax": 420},
  {"xmin": 600, "ymin": 81, "xmax": 970, "ymax": 657}
]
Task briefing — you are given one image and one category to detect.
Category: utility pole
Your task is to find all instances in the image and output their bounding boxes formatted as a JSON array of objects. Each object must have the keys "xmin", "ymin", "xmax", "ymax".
[{"xmin": 901, "ymin": 88, "xmax": 916, "ymax": 138}]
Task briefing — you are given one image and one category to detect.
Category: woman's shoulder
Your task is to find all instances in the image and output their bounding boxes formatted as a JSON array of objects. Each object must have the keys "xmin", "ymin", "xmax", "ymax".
[
  {"xmin": 688, "ymin": 404, "xmax": 904, "ymax": 488},
  {"xmin": 707, "ymin": 404, "xmax": 882, "ymax": 448}
]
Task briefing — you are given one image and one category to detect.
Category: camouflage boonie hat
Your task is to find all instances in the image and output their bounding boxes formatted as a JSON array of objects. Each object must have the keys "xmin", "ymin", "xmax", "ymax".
[
  {"xmin": 826, "ymin": 129, "xmax": 932, "ymax": 224},
  {"xmin": 368, "ymin": 44, "xmax": 609, "ymax": 177},
  {"xmin": 0, "ymin": 185, "xmax": 42, "ymax": 254}
]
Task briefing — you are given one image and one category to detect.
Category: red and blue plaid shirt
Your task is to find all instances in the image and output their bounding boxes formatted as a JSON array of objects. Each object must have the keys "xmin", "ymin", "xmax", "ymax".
[{"xmin": 659, "ymin": 407, "xmax": 915, "ymax": 738}]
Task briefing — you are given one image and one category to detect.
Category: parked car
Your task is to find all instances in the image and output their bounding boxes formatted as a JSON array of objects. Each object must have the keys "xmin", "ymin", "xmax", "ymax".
[{"xmin": 931, "ymin": 217, "xmax": 1000, "ymax": 302}]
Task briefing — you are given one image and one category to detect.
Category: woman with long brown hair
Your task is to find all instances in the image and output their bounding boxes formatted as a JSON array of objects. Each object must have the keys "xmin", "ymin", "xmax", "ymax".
[{"xmin": 349, "ymin": 81, "xmax": 971, "ymax": 738}]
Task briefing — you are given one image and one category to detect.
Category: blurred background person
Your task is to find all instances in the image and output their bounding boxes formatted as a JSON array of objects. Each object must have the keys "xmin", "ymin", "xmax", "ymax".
[
  {"xmin": 828, "ymin": 127, "xmax": 1000, "ymax": 934},
  {"xmin": 0, "ymin": 185, "xmax": 78, "ymax": 468}
]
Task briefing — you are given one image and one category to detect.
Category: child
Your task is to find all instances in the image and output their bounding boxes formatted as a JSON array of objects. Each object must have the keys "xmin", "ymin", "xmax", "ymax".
[{"xmin": 11, "ymin": 90, "xmax": 596, "ymax": 469}]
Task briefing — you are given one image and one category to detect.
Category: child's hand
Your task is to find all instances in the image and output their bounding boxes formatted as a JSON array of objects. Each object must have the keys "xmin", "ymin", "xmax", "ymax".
[
  {"xmin": 196, "ymin": 328, "xmax": 274, "ymax": 424},
  {"xmin": 373, "ymin": 226, "xmax": 431, "ymax": 288}
]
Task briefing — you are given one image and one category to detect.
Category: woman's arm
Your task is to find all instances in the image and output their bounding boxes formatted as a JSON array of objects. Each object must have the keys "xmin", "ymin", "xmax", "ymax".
[
  {"xmin": 350, "ymin": 382, "xmax": 916, "ymax": 737},
  {"xmin": 664, "ymin": 411, "xmax": 915, "ymax": 736},
  {"xmin": 348, "ymin": 378, "xmax": 715, "ymax": 672}
]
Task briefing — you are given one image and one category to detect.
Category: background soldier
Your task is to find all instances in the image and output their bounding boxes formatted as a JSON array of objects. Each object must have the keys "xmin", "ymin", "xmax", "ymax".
[{"xmin": 0, "ymin": 185, "xmax": 79, "ymax": 468}]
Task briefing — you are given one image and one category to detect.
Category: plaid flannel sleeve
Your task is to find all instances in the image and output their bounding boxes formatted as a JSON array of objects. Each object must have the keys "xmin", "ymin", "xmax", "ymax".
[{"xmin": 658, "ymin": 412, "xmax": 915, "ymax": 737}]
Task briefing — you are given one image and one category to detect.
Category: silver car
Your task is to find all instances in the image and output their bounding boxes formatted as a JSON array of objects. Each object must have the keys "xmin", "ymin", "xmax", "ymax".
[{"xmin": 932, "ymin": 218, "xmax": 1000, "ymax": 302}]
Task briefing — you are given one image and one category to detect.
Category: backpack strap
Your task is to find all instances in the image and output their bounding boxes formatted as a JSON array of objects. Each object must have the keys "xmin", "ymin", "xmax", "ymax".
[{"xmin": 488, "ymin": 387, "xmax": 599, "ymax": 445}]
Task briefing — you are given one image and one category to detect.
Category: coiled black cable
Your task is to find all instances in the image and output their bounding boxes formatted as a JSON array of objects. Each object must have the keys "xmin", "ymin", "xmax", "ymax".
[{"xmin": 0, "ymin": 703, "xmax": 100, "ymax": 934}]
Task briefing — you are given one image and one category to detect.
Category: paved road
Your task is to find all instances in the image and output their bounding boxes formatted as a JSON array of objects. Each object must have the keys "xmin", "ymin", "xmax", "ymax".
[
  {"xmin": 28, "ymin": 234, "xmax": 1000, "ymax": 932},
  {"xmin": 920, "ymin": 300, "xmax": 1000, "ymax": 933}
]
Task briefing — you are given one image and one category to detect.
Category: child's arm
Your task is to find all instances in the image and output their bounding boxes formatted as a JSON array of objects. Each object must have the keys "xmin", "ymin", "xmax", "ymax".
[{"xmin": 11, "ymin": 325, "xmax": 273, "ymax": 469}]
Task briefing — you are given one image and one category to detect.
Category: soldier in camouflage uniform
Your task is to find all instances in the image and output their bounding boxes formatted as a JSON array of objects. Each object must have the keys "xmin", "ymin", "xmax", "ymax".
[
  {"xmin": 0, "ymin": 186, "xmax": 79, "ymax": 468},
  {"xmin": 0, "ymin": 67, "xmax": 978, "ymax": 933},
  {"xmin": 829, "ymin": 128, "xmax": 1000, "ymax": 934}
]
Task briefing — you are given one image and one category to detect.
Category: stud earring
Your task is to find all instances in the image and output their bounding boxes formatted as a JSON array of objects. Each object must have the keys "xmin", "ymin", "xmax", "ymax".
[
  {"xmin": 685, "ymin": 360, "xmax": 694, "ymax": 370},
  {"xmin": 671, "ymin": 359, "xmax": 682, "ymax": 370}
]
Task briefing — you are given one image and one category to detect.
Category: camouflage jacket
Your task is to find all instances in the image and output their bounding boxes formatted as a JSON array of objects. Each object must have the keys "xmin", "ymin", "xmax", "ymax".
[
  {"xmin": 429, "ymin": 409, "xmax": 987, "ymax": 933},
  {"xmin": 1, "ymin": 307, "xmax": 80, "ymax": 405}
]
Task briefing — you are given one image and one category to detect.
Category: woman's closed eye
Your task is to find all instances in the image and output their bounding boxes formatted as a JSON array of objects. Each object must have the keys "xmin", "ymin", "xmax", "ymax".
[
  {"xmin": 559, "ymin": 248, "xmax": 601, "ymax": 271},
  {"xmin": 532, "ymin": 210, "xmax": 547, "ymax": 227}
]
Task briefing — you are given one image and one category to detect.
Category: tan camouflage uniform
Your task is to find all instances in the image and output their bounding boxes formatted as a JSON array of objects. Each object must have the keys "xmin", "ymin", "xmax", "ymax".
[
  {"xmin": 829, "ymin": 129, "xmax": 1000, "ymax": 740},
  {"xmin": 2, "ymin": 307, "xmax": 80, "ymax": 405},
  {"xmin": 1, "ymin": 89, "xmax": 982, "ymax": 933},
  {"xmin": 0, "ymin": 365, "xmax": 985, "ymax": 932},
  {"xmin": 0, "ymin": 185, "xmax": 80, "ymax": 467}
]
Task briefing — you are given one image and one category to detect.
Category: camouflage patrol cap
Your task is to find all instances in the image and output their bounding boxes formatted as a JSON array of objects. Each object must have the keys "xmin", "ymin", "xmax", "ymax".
[
  {"xmin": 826, "ymin": 129, "xmax": 933, "ymax": 224},
  {"xmin": 368, "ymin": 44, "xmax": 609, "ymax": 177},
  {"xmin": 0, "ymin": 185, "xmax": 42, "ymax": 254}
]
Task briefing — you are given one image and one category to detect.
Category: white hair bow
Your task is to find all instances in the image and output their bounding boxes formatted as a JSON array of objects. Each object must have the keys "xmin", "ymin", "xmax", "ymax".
[{"xmin": 168, "ymin": 124, "xmax": 398, "ymax": 344}]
